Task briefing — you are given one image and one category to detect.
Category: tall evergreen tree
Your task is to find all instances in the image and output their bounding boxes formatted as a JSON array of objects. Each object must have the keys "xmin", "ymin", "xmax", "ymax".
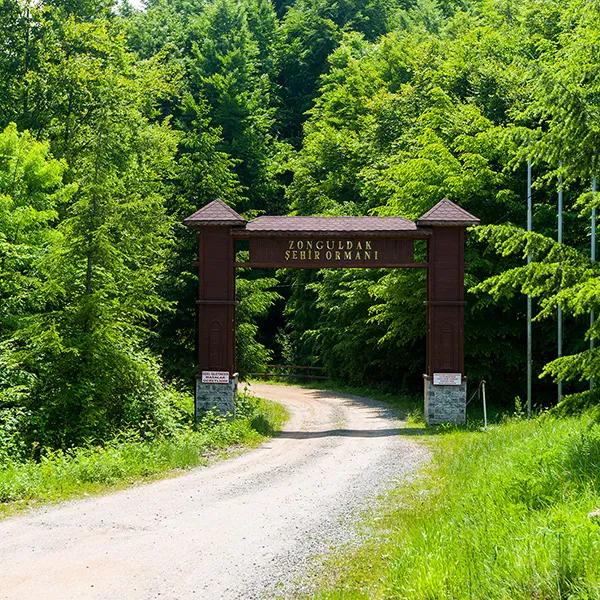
[
  {"xmin": 1, "ymin": 13, "xmax": 181, "ymax": 448},
  {"xmin": 188, "ymin": 0, "xmax": 284, "ymax": 213}
]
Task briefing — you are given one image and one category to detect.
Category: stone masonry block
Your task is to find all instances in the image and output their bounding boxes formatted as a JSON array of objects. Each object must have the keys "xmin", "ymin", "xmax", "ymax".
[
  {"xmin": 195, "ymin": 375, "xmax": 238, "ymax": 419},
  {"xmin": 423, "ymin": 375, "xmax": 466, "ymax": 425}
]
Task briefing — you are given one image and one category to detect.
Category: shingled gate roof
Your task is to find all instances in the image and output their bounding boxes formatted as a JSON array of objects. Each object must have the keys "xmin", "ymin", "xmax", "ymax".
[
  {"xmin": 244, "ymin": 215, "xmax": 418, "ymax": 234},
  {"xmin": 416, "ymin": 198, "xmax": 480, "ymax": 226},
  {"xmin": 183, "ymin": 199, "xmax": 246, "ymax": 227},
  {"xmin": 184, "ymin": 198, "xmax": 480, "ymax": 231}
]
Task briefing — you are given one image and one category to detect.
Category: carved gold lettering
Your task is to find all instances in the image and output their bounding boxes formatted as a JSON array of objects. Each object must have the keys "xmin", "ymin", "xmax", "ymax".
[{"xmin": 282, "ymin": 239, "xmax": 382, "ymax": 263}]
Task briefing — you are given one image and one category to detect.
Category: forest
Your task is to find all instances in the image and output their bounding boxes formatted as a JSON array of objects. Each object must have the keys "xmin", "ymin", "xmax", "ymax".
[{"xmin": 1, "ymin": 0, "xmax": 600, "ymax": 458}]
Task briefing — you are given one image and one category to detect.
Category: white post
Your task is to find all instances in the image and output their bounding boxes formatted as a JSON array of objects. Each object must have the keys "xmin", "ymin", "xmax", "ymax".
[
  {"xmin": 557, "ymin": 163, "xmax": 564, "ymax": 403},
  {"xmin": 482, "ymin": 380, "xmax": 488, "ymax": 430},
  {"xmin": 527, "ymin": 161, "xmax": 533, "ymax": 416},
  {"xmin": 592, "ymin": 176, "xmax": 597, "ymax": 390}
]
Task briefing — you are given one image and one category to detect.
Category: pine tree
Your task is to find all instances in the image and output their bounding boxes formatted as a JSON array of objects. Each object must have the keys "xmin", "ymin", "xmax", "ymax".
[
  {"xmin": 472, "ymin": 222, "xmax": 600, "ymax": 410},
  {"xmin": 2, "ymin": 15, "xmax": 181, "ymax": 448},
  {"xmin": 188, "ymin": 0, "xmax": 283, "ymax": 213}
]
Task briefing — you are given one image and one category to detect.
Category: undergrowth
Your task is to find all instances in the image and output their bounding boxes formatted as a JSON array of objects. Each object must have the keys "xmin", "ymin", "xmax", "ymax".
[{"xmin": 0, "ymin": 394, "xmax": 287, "ymax": 518}]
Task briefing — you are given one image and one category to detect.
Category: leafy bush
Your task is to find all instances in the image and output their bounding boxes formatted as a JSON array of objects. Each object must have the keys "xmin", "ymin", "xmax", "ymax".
[
  {"xmin": 0, "ymin": 407, "xmax": 31, "ymax": 464},
  {"xmin": 0, "ymin": 395, "xmax": 287, "ymax": 515}
]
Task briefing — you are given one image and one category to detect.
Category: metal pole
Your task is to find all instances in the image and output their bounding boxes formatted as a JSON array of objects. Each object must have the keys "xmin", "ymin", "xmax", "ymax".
[
  {"xmin": 527, "ymin": 161, "xmax": 532, "ymax": 416},
  {"xmin": 482, "ymin": 380, "xmax": 488, "ymax": 430},
  {"xmin": 557, "ymin": 163, "xmax": 563, "ymax": 403},
  {"xmin": 592, "ymin": 176, "xmax": 597, "ymax": 390}
]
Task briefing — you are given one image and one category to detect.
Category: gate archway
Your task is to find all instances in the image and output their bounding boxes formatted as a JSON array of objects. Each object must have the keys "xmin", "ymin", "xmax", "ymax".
[{"xmin": 184, "ymin": 199, "xmax": 479, "ymax": 425}]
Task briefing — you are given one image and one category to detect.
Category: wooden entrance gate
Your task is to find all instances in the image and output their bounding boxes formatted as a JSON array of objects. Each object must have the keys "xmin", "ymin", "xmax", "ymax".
[{"xmin": 184, "ymin": 199, "xmax": 479, "ymax": 424}]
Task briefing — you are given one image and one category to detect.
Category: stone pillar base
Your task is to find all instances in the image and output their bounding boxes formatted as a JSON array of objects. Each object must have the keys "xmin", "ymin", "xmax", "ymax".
[
  {"xmin": 195, "ymin": 374, "xmax": 238, "ymax": 419},
  {"xmin": 424, "ymin": 375, "xmax": 466, "ymax": 425}
]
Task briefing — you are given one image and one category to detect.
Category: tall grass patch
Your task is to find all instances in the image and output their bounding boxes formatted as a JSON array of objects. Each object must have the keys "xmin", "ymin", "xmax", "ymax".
[
  {"xmin": 0, "ymin": 395, "xmax": 287, "ymax": 517},
  {"xmin": 316, "ymin": 415, "xmax": 600, "ymax": 599}
]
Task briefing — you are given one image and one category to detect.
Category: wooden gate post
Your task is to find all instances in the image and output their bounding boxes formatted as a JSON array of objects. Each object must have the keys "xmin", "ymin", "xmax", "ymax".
[
  {"xmin": 184, "ymin": 200, "xmax": 246, "ymax": 418},
  {"xmin": 417, "ymin": 199, "xmax": 479, "ymax": 425}
]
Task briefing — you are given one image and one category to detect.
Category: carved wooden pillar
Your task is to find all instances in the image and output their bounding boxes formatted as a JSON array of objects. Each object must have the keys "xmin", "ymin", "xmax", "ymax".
[
  {"xmin": 417, "ymin": 199, "xmax": 479, "ymax": 424},
  {"xmin": 426, "ymin": 226, "xmax": 465, "ymax": 377},
  {"xmin": 196, "ymin": 225, "xmax": 237, "ymax": 375},
  {"xmin": 184, "ymin": 200, "xmax": 246, "ymax": 416}
]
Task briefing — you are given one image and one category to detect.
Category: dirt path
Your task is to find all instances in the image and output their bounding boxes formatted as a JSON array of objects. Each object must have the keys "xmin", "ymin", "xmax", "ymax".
[{"xmin": 0, "ymin": 383, "xmax": 428, "ymax": 600}]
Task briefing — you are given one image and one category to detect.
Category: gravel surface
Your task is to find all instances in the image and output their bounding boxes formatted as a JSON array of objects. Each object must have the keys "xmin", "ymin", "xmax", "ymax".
[{"xmin": 0, "ymin": 383, "xmax": 429, "ymax": 600}]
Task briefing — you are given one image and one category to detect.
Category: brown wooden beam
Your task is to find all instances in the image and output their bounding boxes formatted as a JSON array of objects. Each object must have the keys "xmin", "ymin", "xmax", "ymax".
[{"xmin": 235, "ymin": 261, "xmax": 428, "ymax": 269}]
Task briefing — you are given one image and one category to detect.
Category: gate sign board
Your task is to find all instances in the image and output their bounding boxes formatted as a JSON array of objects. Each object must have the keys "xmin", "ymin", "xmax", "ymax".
[
  {"xmin": 234, "ymin": 216, "xmax": 429, "ymax": 269},
  {"xmin": 201, "ymin": 371, "xmax": 230, "ymax": 384},
  {"xmin": 184, "ymin": 198, "xmax": 479, "ymax": 425},
  {"xmin": 246, "ymin": 237, "xmax": 420, "ymax": 269},
  {"xmin": 433, "ymin": 373, "xmax": 462, "ymax": 386}
]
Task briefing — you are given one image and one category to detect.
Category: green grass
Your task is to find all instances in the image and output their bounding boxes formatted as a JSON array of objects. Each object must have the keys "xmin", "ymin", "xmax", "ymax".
[
  {"xmin": 0, "ymin": 395, "xmax": 287, "ymax": 518},
  {"xmin": 313, "ymin": 413, "xmax": 600, "ymax": 599}
]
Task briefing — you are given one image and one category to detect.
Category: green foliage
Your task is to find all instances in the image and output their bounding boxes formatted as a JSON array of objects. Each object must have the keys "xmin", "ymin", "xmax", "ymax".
[
  {"xmin": 472, "ymin": 220, "xmax": 600, "ymax": 407},
  {"xmin": 519, "ymin": 1, "xmax": 600, "ymax": 183},
  {"xmin": 0, "ymin": 394, "xmax": 288, "ymax": 515},
  {"xmin": 0, "ymin": 13, "xmax": 182, "ymax": 450},
  {"xmin": 3, "ymin": 0, "xmax": 600, "ymax": 467},
  {"xmin": 276, "ymin": 0, "xmax": 409, "ymax": 141},
  {"xmin": 236, "ymin": 274, "xmax": 281, "ymax": 376},
  {"xmin": 314, "ymin": 414, "xmax": 600, "ymax": 599},
  {"xmin": 0, "ymin": 123, "xmax": 70, "ymax": 328},
  {"xmin": 186, "ymin": 0, "xmax": 285, "ymax": 212},
  {"xmin": 285, "ymin": 268, "xmax": 426, "ymax": 386},
  {"xmin": 0, "ymin": 123, "xmax": 68, "ymax": 460}
]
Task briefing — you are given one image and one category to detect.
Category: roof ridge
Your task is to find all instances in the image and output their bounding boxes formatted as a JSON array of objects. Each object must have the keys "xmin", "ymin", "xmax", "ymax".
[
  {"xmin": 184, "ymin": 199, "xmax": 246, "ymax": 227},
  {"xmin": 245, "ymin": 214, "xmax": 419, "ymax": 233},
  {"xmin": 417, "ymin": 198, "xmax": 479, "ymax": 226},
  {"xmin": 252, "ymin": 215, "xmax": 413, "ymax": 220}
]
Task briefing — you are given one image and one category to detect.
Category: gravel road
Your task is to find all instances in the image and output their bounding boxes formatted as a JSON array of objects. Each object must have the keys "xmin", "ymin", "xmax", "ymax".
[{"xmin": 0, "ymin": 383, "xmax": 428, "ymax": 600}]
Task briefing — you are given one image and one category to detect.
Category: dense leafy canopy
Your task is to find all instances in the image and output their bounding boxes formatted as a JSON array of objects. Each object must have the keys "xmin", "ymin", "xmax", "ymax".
[{"xmin": 1, "ymin": 0, "xmax": 600, "ymax": 455}]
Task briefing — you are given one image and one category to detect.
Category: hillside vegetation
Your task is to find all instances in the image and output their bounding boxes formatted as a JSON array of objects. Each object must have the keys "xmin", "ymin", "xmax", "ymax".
[{"xmin": 2, "ymin": 0, "xmax": 600, "ymax": 517}]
